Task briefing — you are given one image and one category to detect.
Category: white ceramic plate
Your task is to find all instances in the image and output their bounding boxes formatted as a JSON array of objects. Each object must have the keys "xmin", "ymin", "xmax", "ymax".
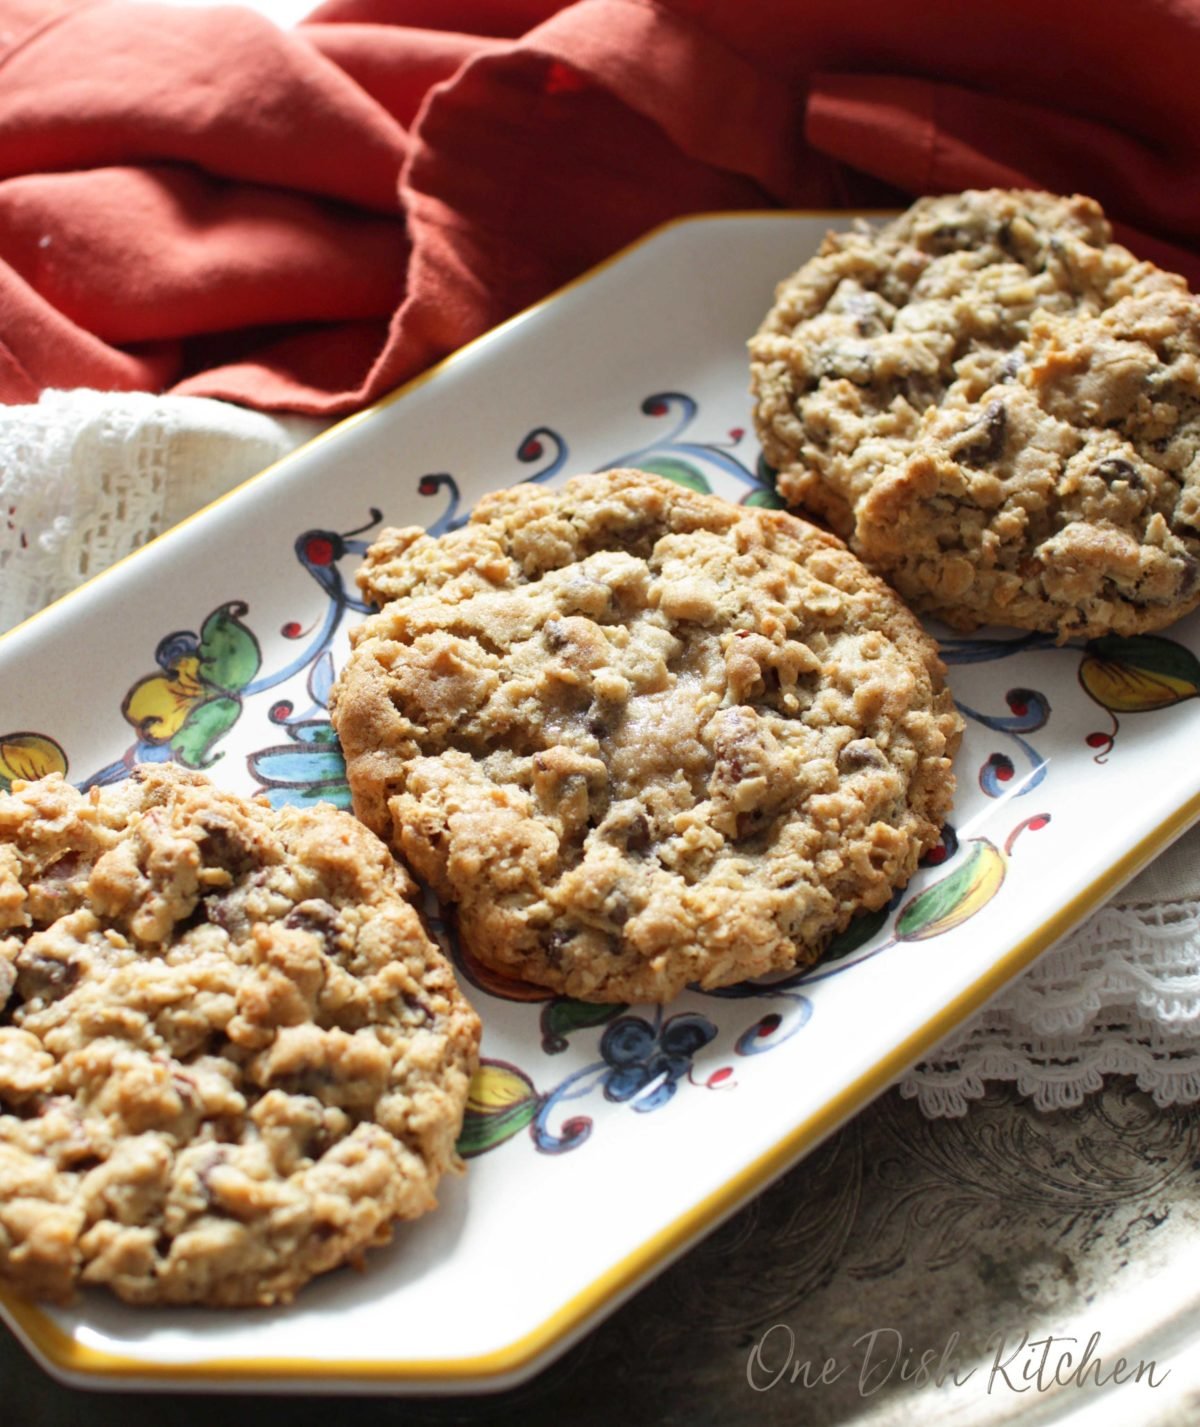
[{"xmin": 3, "ymin": 213, "xmax": 1200, "ymax": 1395}]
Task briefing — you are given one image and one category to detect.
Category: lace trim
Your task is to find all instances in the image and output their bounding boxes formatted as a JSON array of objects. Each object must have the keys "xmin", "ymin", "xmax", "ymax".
[
  {"xmin": 0, "ymin": 389, "xmax": 320, "ymax": 634},
  {"xmin": 902, "ymin": 899, "xmax": 1200, "ymax": 1114}
]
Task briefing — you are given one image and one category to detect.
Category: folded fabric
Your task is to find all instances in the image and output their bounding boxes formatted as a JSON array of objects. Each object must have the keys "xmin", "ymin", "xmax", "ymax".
[{"xmin": 1, "ymin": 0, "xmax": 1200, "ymax": 414}]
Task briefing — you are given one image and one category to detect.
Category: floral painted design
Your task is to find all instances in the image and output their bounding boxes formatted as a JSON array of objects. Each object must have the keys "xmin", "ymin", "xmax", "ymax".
[
  {"xmin": 120, "ymin": 602, "xmax": 261, "ymax": 771},
  {"xmin": 604, "ymin": 391, "xmax": 778, "ymax": 505},
  {"xmin": 246, "ymin": 653, "xmax": 349, "ymax": 810},
  {"xmin": 540, "ymin": 997, "xmax": 625, "ymax": 1053},
  {"xmin": 77, "ymin": 511, "xmax": 379, "ymax": 794},
  {"xmin": 0, "ymin": 732, "xmax": 67, "ymax": 791},
  {"xmin": 956, "ymin": 688, "xmax": 1051, "ymax": 798},
  {"xmin": 248, "ymin": 719, "xmax": 350, "ymax": 811},
  {"xmin": 1079, "ymin": 634, "xmax": 1200, "ymax": 711},
  {"xmin": 943, "ymin": 628, "xmax": 1200, "ymax": 765},
  {"xmin": 501, "ymin": 392, "xmax": 782, "ymax": 509},
  {"xmin": 456, "ymin": 807, "xmax": 1054, "ymax": 1159},
  {"xmin": 457, "ymin": 1062, "xmax": 542, "ymax": 1158},
  {"xmin": 1078, "ymin": 634, "xmax": 1200, "ymax": 760},
  {"xmin": 459, "ymin": 1009, "xmax": 724, "ymax": 1158},
  {"xmin": 597, "ymin": 1012, "xmax": 718, "ymax": 1110}
]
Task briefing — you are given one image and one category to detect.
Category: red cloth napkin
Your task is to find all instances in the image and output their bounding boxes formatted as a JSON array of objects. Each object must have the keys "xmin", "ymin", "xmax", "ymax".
[{"xmin": 3, "ymin": 0, "xmax": 1200, "ymax": 414}]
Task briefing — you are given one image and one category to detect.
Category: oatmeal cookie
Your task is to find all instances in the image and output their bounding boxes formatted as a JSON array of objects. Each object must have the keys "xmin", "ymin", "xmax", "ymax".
[
  {"xmin": 331, "ymin": 469, "xmax": 961, "ymax": 1003},
  {"xmin": 851, "ymin": 293, "xmax": 1200, "ymax": 636},
  {"xmin": 0, "ymin": 765, "xmax": 479, "ymax": 1306},
  {"xmin": 750, "ymin": 188, "xmax": 1200, "ymax": 637}
]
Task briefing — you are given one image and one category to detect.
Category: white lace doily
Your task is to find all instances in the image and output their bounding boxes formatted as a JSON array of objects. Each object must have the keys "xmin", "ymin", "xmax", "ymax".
[
  {"xmin": 0, "ymin": 389, "xmax": 322, "ymax": 633},
  {"xmin": 900, "ymin": 890, "xmax": 1200, "ymax": 1114},
  {"xmin": 3, "ymin": 388, "xmax": 1199, "ymax": 1116}
]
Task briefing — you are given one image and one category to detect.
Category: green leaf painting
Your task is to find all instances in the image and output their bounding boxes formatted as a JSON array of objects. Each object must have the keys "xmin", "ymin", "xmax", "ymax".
[
  {"xmin": 197, "ymin": 602, "xmax": 262, "ymax": 693},
  {"xmin": 895, "ymin": 839, "xmax": 1005, "ymax": 942}
]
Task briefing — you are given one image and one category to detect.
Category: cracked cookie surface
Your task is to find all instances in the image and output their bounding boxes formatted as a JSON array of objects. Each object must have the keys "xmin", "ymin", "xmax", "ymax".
[
  {"xmin": 750, "ymin": 189, "xmax": 1200, "ymax": 638},
  {"xmin": 331, "ymin": 469, "xmax": 961, "ymax": 1003},
  {"xmin": 0, "ymin": 765, "xmax": 480, "ymax": 1306}
]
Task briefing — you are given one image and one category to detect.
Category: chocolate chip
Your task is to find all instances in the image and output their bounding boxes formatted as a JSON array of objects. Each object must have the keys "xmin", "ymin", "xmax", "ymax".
[
  {"xmin": 1179, "ymin": 556, "xmax": 1200, "ymax": 597},
  {"xmin": 197, "ymin": 822, "xmax": 254, "ymax": 877},
  {"xmin": 175, "ymin": 899, "xmax": 211, "ymax": 935},
  {"xmin": 285, "ymin": 904, "xmax": 332, "ymax": 932},
  {"xmin": 544, "ymin": 929, "xmax": 571, "ymax": 968},
  {"xmin": 734, "ymin": 808, "xmax": 771, "ymax": 842},
  {"xmin": 953, "ymin": 400, "xmax": 1007, "ymax": 466},
  {"xmin": 283, "ymin": 900, "xmax": 340, "ymax": 951},
  {"xmin": 625, "ymin": 814, "xmax": 652, "ymax": 855},
  {"xmin": 608, "ymin": 896, "xmax": 631, "ymax": 928},
  {"xmin": 16, "ymin": 952, "xmax": 79, "ymax": 1002},
  {"xmin": 926, "ymin": 222, "xmax": 969, "ymax": 254},
  {"xmin": 42, "ymin": 852, "xmax": 80, "ymax": 883},
  {"xmin": 1094, "ymin": 457, "xmax": 1142, "ymax": 488},
  {"xmin": 402, "ymin": 992, "xmax": 433, "ymax": 1023},
  {"xmin": 202, "ymin": 1029, "xmax": 231, "ymax": 1057},
  {"xmin": 204, "ymin": 895, "xmax": 234, "ymax": 932},
  {"xmin": 587, "ymin": 715, "xmax": 609, "ymax": 738},
  {"xmin": 545, "ymin": 621, "xmax": 568, "ymax": 651},
  {"xmin": 288, "ymin": 1068, "xmax": 336, "ymax": 1096},
  {"xmin": 839, "ymin": 740, "xmax": 886, "ymax": 772},
  {"xmin": 197, "ymin": 1148, "xmax": 230, "ymax": 1203}
]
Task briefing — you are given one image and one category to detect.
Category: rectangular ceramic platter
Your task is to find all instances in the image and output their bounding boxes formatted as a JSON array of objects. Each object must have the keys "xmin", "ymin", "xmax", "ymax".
[{"xmin": 3, "ymin": 214, "xmax": 1200, "ymax": 1395}]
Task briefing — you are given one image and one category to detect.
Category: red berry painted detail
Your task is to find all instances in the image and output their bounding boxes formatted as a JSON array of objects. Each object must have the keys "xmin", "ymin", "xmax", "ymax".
[
  {"xmin": 418, "ymin": 475, "xmax": 439, "ymax": 496},
  {"xmin": 728, "ymin": 427, "xmax": 745, "ymax": 442},
  {"xmin": 1086, "ymin": 732, "xmax": 1111, "ymax": 749},
  {"xmin": 1028, "ymin": 815, "xmax": 1050, "ymax": 831},
  {"xmin": 520, "ymin": 438, "xmax": 543, "ymax": 460},
  {"xmin": 646, "ymin": 400, "xmax": 668, "ymax": 417},
  {"xmin": 305, "ymin": 537, "xmax": 334, "ymax": 567},
  {"xmin": 281, "ymin": 621, "xmax": 302, "ymax": 639},
  {"xmin": 709, "ymin": 1067, "xmax": 733, "ymax": 1086},
  {"xmin": 757, "ymin": 1013, "xmax": 781, "ymax": 1037},
  {"xmin": 270, "ymin": 701, "xmax": 293, "ymax": 723}
]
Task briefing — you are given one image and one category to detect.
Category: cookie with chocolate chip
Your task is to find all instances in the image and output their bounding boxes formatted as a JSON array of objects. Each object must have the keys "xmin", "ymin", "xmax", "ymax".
[
  {"xmin": 331, "ymin": 469, "xmax": 961, "ymax": 1003},
  {"xmin": 0, "ymin": 765, "xmax": 479, "ymax": 1306},
  {"xmin": 750, "ymin": 188, "xmax": 1200, "ymax": 638}
]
